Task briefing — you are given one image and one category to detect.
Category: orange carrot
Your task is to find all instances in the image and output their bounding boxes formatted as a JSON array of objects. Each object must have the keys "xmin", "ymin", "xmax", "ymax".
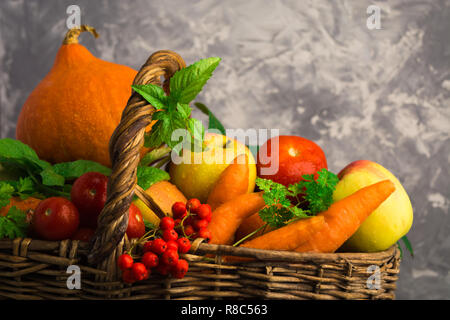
[
  {"xmin": 208, "ymin": 192, "xmax": 266, "ymax": 245},
  {"xmin": 0, "ymin": 196, "xmax": 41, "ymax": 217},
  {"xmin": 235, "ymin": 210, "xmax": 273, "ymax": 242},
  {"xmin": 207, "ymin": 154, "xmax": 249, "ymax": 211},
  {"xmin": 295, "ymin": 180, "xmax": 396, "ymax": 253},
  {"xmin": 239, "ymin": 215, "xmax": 326, "ymax": 251}
]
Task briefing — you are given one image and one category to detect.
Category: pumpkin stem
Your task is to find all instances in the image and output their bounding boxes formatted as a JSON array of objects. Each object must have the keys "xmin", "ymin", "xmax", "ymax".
[{"xmin": 63, "ymin": 25, "xmax": 99, "ymax": 45}]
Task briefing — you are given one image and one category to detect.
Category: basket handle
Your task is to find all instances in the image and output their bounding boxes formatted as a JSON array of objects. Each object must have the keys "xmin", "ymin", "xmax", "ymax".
[{"xmin": 87, "ymin": 50, "xmax": 186, "ymax": 266}]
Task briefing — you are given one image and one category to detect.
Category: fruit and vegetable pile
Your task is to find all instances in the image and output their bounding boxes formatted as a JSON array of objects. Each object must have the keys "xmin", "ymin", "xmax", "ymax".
[{"xmin": 0, "ymin": 26, "xmax": 414, "ymax": 286}]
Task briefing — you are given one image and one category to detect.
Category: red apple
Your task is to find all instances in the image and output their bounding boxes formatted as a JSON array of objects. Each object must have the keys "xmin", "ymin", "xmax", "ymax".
[{"xmin": 257, "ymin": 135, "xmax": 327, "ymax": 187}]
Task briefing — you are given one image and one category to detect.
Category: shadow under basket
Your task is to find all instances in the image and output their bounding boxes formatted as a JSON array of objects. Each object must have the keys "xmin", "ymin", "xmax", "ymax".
[{"xmin": 0, "ymin": 50, "xmax": 401, "ymax": 300}]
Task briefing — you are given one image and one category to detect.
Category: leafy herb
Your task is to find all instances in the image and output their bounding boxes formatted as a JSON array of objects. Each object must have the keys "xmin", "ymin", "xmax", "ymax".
[
  {"xmin": 0, "ymin": 206, "xmax": 29, "ymax": 239},
  {"xmin": 292, "ymin": 169, "xmax": 339, "ymax": 214},
  {"xmin": 133, "ymin": 57, "xmax": 221, "ymax": 150},
  {"xmin": 0, "ymin": 138, "xmax": 52, "ymax": 173},
  {"xmin": 0, "ymin": 138, "xmax": 113, "ymax": 203},
  {"xmin": 0, "ymin": 182, "xmax": 15, "ymax": 209},
  {"xmin": 136, "ymin": 166, "xmax": 170, "ymax": 190},
  {"xmin": 52, "ymin": 160, "xmax": 111, "ymax": 180},
  {"xmin": 256, "ymin": 169, "xmax": 339, "ymax": 228},
  {"xmin": 169, "ymin": 57, "xmax": 221, "ymax": 104}
]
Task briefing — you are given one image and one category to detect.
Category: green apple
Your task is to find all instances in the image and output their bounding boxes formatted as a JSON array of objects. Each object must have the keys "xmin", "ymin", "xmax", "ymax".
[
  {"xmin": 333, "ymin": 160, "xmax": 413, "ymax": 252},
  {"xmin": 169, "ymin": 133, "xmax": 257, "ymax": 203}
]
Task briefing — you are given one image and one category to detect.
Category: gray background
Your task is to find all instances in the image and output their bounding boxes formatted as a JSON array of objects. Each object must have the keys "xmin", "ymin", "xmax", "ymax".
[{"xmin": 0, "ymin": 0, "xmax": 449, "ymax": 299}]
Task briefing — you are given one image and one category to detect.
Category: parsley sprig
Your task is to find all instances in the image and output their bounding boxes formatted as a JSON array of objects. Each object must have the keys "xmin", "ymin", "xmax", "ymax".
[
  {"xmin": 257, "ymin": 168, "xmax": 339, "ymax": 228},
  {"xmin": 0, "ymin": 206, "xmax": 29, "ymax": 239}
]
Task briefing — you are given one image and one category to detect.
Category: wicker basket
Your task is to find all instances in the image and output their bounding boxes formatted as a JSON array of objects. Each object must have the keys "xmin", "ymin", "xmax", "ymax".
[{"xmin": 0, "ymin": 50, "xmax": 401, "ymax": 300}]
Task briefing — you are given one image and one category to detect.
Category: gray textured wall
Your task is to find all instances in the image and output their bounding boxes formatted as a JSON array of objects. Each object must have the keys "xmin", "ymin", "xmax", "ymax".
[{"xmin": 0, "ymin": 0, "xmax": 449, "ymax": 299}]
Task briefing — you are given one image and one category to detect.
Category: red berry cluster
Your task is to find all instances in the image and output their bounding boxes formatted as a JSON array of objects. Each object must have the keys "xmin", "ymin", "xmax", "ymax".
[
  {"xmin": 172, "ymin": 198, "xmax": 212, "ymax": 241},
  {"xmin": 117, "ymin": 198, "xmax": 211, "ymax": 284}
]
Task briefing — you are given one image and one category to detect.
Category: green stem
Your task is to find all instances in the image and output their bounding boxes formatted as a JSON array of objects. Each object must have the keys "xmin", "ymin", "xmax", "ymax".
[
  {"xmin": 232, "ymin": 223, "xmax": 268, "ymax": 247},
  {"xmin": 26, "ymin": 169, "xmax": 70, "ymax": 198},
  {"xmin": 154, "ymin": 155, "xmax": 170, "ymax": 169}
]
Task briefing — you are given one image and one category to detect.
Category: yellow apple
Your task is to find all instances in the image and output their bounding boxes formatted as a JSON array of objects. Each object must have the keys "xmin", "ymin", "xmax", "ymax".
[
  {"xmin": 168, "ymin": 133, "xmax": 257, "ymax": 203},
  {"xmin": 333, "ymin": 160, "xmax": 413, "ymax": 252},
  {"xmin": 133, "ymin": 181, "xmax": 187, "ymax": 227}
]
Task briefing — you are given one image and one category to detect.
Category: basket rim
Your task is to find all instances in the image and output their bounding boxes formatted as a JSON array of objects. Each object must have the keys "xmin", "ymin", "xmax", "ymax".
[{"xmin": 0, "ymin": 237, "xmax": 399, "ymax": 264}]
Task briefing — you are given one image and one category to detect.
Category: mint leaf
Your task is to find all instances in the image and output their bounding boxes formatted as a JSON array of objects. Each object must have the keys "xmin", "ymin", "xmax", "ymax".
[
  {"xmin": 136, "ymin": 166, "xmax": 170, "ymax": 190},
  {"xmin": 176, "ymin": 103, "xmax": 191, "ymax": 119},
  {"xmin": 194, "ymin": 102, "xmax": 226, "ymax": 135},
  {"xmin": 170, "ymin": 57, "xmax": 221, "ymax": 104},
  {"xmin": 0, "ymin": 206, "xmax": 29, "ymax": 239},
  {"xmin": 188, "ymin": 118, "xmax": 205, "ymax": 143},
  {"xmin": 52, "ymin": 160, "xmax": 111, "ymax": 180},
  {"xmin": 132, "ymin": 84, "xmax": 168, "ymax": 109}
]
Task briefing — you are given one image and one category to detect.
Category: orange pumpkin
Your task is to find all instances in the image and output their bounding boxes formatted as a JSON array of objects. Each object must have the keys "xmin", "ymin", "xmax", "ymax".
[{"xmin": 16, "ymin": 26, "xmax": 138, "ymax": 167}]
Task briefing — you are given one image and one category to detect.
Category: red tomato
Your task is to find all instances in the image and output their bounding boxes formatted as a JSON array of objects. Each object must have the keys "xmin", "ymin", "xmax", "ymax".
[
  {"xmin": 126, "ymin": 203, "xmax": 145, "ymax": 239},
  {"xmin": 70, "ymin": 172, "xmax": 108, "ymax": 228},
  {"xmin": 32, "ymin": 197, "xmax": 80, "ymax": 241},
  {"xmin": 257, "ymin": 135, "xmax": 327, "ymax": 187},
  {"xmin": 71, "ymin": 227, "xmax": 95, "ymax": 242}
]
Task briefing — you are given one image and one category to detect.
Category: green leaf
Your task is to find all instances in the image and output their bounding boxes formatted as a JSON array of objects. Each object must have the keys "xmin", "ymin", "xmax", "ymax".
[
  {"xmin": 132, "ymin": 84, "xmax": 168, "ymax": 109},
  {"xmin": 52, "ymin": 160, "xmax": 111, "ymax": 180},
  {"xmin": 194, "ymin": 102, "xmax": 226, "ymax": 135},
  {"xmin": 290, "ymin": 206, "xmax": 310, "ymax": 219},
  {"xmin": 316, "ymin": 168, "xmax": 339, "ymax": 189},
  {"xmin": 188, "ymin": 118, "xmax": 205, "ymax": 143},
  {"xmin": 146, "ymin": 109, "xmax": 189, "ymax": 149},
  {"xmin": 290, "ymin": 169, "xmax": 338, "ymax": 215},
  {"xmin": 401, "ymin": 235, "xmax": 414, "ymax": 257},
  {"xmin": 176, "ymin": 103, "xmax": 192, "ymax": 119},
  {"xmin": 0, "ymin": 206, "xmax": 28, "ymax": 239},
  {"xmin": 170, "ymin": 57, "xmax": 221, "ymax": 104},
  {"xmin": 16, "ymin": 177, "xmax": 34, "ymax": 194},
  {"xmin": 40, "ymin": 167, "xmax": 65, "ymax": 187},
  {"xmin": 0, "ymin": 182, "xmax": 15, "ymax": 209},
  {"xmin": 136, "ymin": 166, "xmax": 170, "ymax": 190},
  {"xmin": 0, "ymin": 138, "xmax": 51, "ymax": 172}
]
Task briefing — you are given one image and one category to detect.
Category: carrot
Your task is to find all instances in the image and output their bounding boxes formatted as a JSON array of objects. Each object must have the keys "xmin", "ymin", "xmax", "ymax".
[
  {"xmin": 235, "ymin": 209, "xmax": 274, "ymax": 242},
  {"xmin": 239, "ymin": 215, "xmax": 326, "ymax": 251},
  {"xmin": 207, "ymin": 154, "xmax": 249, "ymax": 211},
  {"xmin": 0, "ymin": 196, "xmax": 41, "ymax": 217},
  {"xmin": 295, "ymin": 179, "xmax": 396, "ymax": 253},
  {"xmin": 208, "ymin": 192, "xmax": 266, "ymax": 245}
]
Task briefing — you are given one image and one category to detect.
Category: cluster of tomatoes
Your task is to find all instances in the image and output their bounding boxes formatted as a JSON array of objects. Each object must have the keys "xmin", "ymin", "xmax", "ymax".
[
  {"xmin": 117, "ymin": 198, "xmax": 212, "ymax": 283},
  {"xmin": 30, "ymin": 172, "xmax": 145, "ymax": 242}
]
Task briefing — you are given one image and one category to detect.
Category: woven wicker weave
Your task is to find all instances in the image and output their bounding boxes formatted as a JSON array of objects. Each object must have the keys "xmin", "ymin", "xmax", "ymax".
[{"xmin": 0, "ymin": 50, "xmax": 401, "ymax": 300}]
